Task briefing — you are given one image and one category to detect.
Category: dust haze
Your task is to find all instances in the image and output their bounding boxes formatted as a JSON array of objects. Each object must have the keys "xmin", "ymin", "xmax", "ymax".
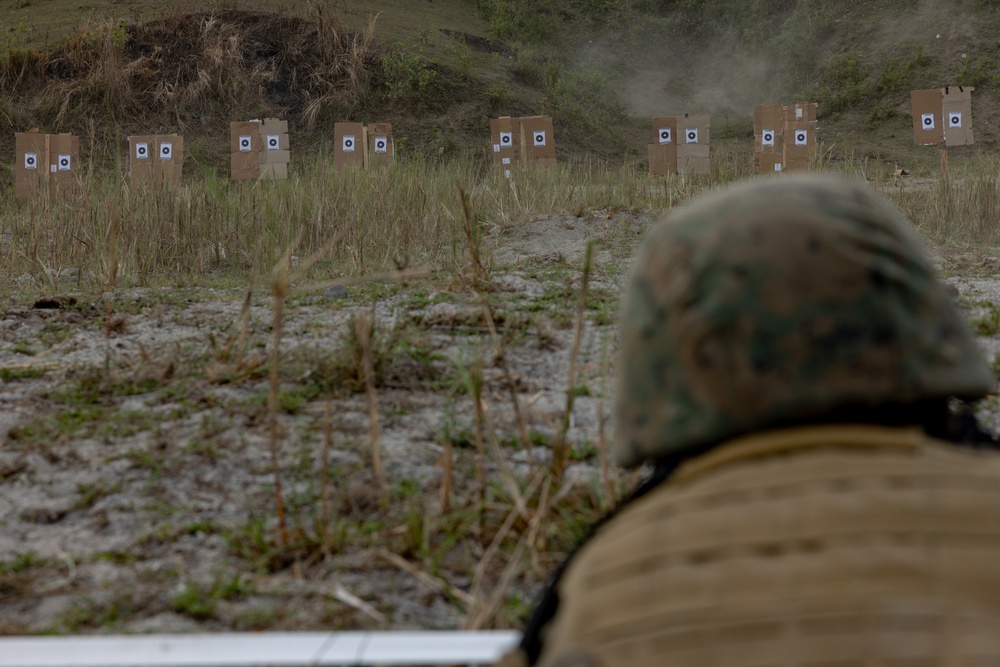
[
  {"xmin": 573, "ymin": 23, "xmax": 798, "ymax": 120},
  {"xmin": 571, "ymin": 0, "xmax": 991, "ymax": 121}
]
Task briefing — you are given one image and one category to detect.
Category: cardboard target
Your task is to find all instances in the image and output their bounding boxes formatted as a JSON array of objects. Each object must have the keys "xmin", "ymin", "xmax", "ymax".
[
  {"xmin": 266, "ymin": 134, "xmax": 280, "ymax": 150},
  {"xmin": 949, "ymin": 112, "xmax": 963, "ymax": 128},
  {"xmin": 343, "ymin": 135, "xmax": 356, "ymax": 152},
  {"xmin": 921, "ymin": 114, "xmax": 935, "ymax": 130},
  {"xmin": 685, "ymin": 129, "xmax": 698, "ymax": 143},
  {"xmin": 374, "ymin": 137, "xmax": 388, "ymax": 154},
  {"xmin": 239, "ymin": 135, "xmax": 252, "ymax": 152},
  {"xmin": 762, "ymin": 130, "xmax": 775, "ymax": 147},
  {"xmin": 136, "ymin": 142, "xmax": 149, "ymax": 159},
  {"xmin": 499, "ymin": 131, "xmax": 512, "ymax": 146},
  {"xmin": 795, "ymin": 130, "xmax": 808, "ymax": 146},
  {"xmin": 58, "ymin": 154, "xmax": 71, "ymax": 171},
  {"xmin": 533, "ymin": 131, "xmax": 546, "ymax": 147},
  {"xmin": 658, "ymin": 128, "xmax": 672, "ymax": 144},
  {"xmin": 24, "ymin": 152, "xmax": 37, "ymax": 170},
  {"xmin": 159, "ymin": 142, "xmax": 173, "ymax": 159}
]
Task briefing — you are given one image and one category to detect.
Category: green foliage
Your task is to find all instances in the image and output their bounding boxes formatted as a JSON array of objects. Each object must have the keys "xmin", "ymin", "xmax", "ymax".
[
  {"xmin": 0, "ymin": 552, "xmax": 47, "ymax": 575},
  {"xmin": 486, "ymin": 85, "xmax": 513, "ymax": 110},
  {"xmin": 53, "ymin": 594, "xmax": 137, "ymax": 632},
  {"xmin": 171, "ymin": 583, "xmax": 218, "ymax": 620},
  {"xmin": 543, "ymin": 65, "xmax": 628, "ymax": 149},
  {"xmin": 110, "ymin": 20, "xmax": 128, "ymax": 50},
  {"xmin": 0, "ymin": 366, "xmax": 47, "ymax": 381},
  {"xmin": 477, "ymin": 0, "xmax": 633, "ymax": 43},
  {"xmin": 75, "ymin": 480, "xmax": 122, "ymax": 509},
  {"xmin": 865, "ymin": 102, "xmax": 908, "ymax": 128},
  {"xmin": 816, "ymin": 55, "xmax": 872, "ymax": 115},
  {"xmin": 510, "ymin": 51, "xmax": 546, "ymax": 87},
  {"xmin": 974, "ymin": 303, "xmax": 1000, "ymax": 335},
  {"xmin": 376, "ymin": 41, "xmax": 463, "ymax": 113},
  {"xmin": 956, "ymin": 55, "xmax": 996, "ymax": 88},
  {"xmin": 477, "ymin": 0, "xmax": 556, "ymax": 43}
]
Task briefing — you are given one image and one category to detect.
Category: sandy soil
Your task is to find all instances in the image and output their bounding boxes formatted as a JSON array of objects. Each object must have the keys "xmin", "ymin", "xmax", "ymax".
[
  {"xmin": 1, "ymin": 209, "xmax": 998, "ymax": 636},
  {"xmin": 0, "ymin": 211, "xmax": 651, "ymax": 635}
]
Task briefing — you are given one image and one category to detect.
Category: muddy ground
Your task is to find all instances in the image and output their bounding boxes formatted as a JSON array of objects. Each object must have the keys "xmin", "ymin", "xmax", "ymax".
[{"xmin": 1, "ymin": 209, "xmax": 999, "ymax": 636}]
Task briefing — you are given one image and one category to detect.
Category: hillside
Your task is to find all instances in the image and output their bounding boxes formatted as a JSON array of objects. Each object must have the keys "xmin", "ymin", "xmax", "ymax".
[{"xmin": 2, "ymin": 0, "xmax": 1000, "ymax": 181}]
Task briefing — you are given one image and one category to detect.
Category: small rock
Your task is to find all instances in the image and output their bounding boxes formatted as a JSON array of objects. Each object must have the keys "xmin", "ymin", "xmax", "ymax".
[
  {"xmin": 20, "ymin": 504, "xmax": 71, "ymax": 524},
  {"xmin": 324, "ymin": 286, "xmax": 349, "ymax": 300},
  {"xmin": 32, "ymin": 296, "xmax": 77, "ymax": 310}
]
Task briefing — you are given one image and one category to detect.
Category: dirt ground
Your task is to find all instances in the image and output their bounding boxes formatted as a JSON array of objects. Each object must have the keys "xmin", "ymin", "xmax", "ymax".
[
  {"xmin": 0, "ymin": 210, "xmax": 650, "ymax": 635},
  {"xmin": 1, "ymin": 209, "xmax": 999, "ymax": 636}
]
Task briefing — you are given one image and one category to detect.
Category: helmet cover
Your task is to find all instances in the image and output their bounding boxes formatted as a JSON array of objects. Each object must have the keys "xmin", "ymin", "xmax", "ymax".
[{"xmin": 614, "ymin": 174, "xmax": 994, "ymax": 467}]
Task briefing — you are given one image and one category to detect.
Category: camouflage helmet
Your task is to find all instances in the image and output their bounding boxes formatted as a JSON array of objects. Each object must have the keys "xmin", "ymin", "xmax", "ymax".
[{"xmin": 614, "ymin": 174, "xmax": 994, "ymax": 468}]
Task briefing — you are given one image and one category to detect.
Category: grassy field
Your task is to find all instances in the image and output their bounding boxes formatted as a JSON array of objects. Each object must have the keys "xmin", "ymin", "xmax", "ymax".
[{"xmin": 3, "ymin": 0, "xmax": 1000, "ymax": 638}]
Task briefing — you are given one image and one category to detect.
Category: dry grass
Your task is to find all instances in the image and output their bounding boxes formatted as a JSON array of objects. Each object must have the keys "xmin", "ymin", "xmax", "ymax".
[
  {"xmin": 5, "ymin": 146, "xmax": 1000, "ymax": 633},
  {"xmin": 0, "ymin": 7, "xmax": 380, "ymax": 159},
  {"xmin": 10, "ymin": 147, "xmax": 999, "ymax": 294}
]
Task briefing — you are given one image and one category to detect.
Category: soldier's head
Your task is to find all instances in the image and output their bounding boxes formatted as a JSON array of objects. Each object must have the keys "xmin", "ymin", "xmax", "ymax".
[{"xmin": 614, "ymin": 174, "xmax": 994, "ymax": 468}]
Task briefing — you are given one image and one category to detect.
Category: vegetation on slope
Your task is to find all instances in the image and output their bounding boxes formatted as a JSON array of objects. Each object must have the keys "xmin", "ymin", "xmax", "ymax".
[{"xmin": 2, "ymin": 0, "xmax": 1000, "ymax": 182}]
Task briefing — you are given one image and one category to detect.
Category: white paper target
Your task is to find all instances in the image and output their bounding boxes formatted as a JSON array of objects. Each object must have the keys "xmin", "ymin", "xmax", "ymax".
[
  {"xmin": 266, "ymin": 134, "xmax": 280, "ymax": 150},
  {"xmin": 159, "ymin": 142, "xmax": 173, "ymax": 160},
  {"xmin": 774, "ymin": 163, "xmax": 782, "ymax": 172},
  {"xmin": 50, "ymin": 165, "xmax": 56, "ymax": 173},
  {"xmin": 238, "ymin": 135, "xmax": 252, "ymax": 152},
  {"xmin": 795, "ymin": 130, "xmax": 808, "ymax": 146},
  {"xmin": 761, "ymin": 130, "xmax": 775, "ymax": 147},
  {"xmin": 374, "ymin": 137, "xmax": 388, "ymax": 154},
  {"xmin": 795, "ymin": 107, "xmax": 804, "ymax": 119},
  {"xmin": 343, "ymin": 136, "xmax": 356, "ymax": 152},
  {"xmin": 658, "ymin": 128, "xmax": 672, "ymax": 144},
  {"xmin": 57, "ymin": 154, "xmax": 71, "ymax": 171},
  {"xmin": 493, "ymin": 144, "xmax": 500, "ymax": 153},
  {"xmin": 135, "ymin": 142, "xmax": 149, "ymax": 159},
  {"xmin": 685, "ymin": 129, "xmax": 698, "ymax": 143},
  {"xmin": 499, "ymin": 131, "xmax": 512, "ymax": 147},
  {"xmin": 504, "ymin": 170, "xmax": 511, "ymax": 178},
  {"xmin": 502, "ymin": 157, "xmax": 510, "ymax": 165},
  {"xmin": 533, "ymin": 131, "xmax": 546, "ymax": 147},
  {"xmin": 921, "ymin": 114, "xmax": 935, "ymax": 130},
  {"xmin": 949, "ymin": 113, "xmax": 962, "ymax": 128},
  {"xmin": 24, "ymin": 152, "xmax": 38, "ymax": 170}
]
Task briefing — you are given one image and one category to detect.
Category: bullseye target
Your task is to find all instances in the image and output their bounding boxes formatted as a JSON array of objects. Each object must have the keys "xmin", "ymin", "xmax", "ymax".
[
  {"xmin": 24, "ymin": 153, "xmax": 37, "ymax": 169},
  {"xmin": 136, "ymin": 143, "xmax": 149, "ymax": 159},
  {"xmin": 266, "ymin": 134, "xmax": 280, "ymax": 150},
  {"xmin": 533, "ymin": 131, "xmax": 546, "ymax": 147},
  {"xmin": 343, "ymin": 136, "xmax": 355, "ymax": 152},
  {"xmin": 374, "ymin": 137, "xmax": 388, "ymax": 154},
  {"xmin": 685, "ymin": 129, "xmax": 698, "ymax": 143},
  {"xmin": 658, "ymin": 128, "xmax": 672, "ymax": 144},
  {"xmin": 762, "ymin": 130, "xmax": 775, "ymax": 146},
  {"xmin": 159, "ymin": 142, "xmax": 173, "ymax": 159},
  {"xmin": 500, "ymin": 131, "xmax": 512, "ymax": 147},
  {"xmin": 949, "ymin": 113, "xmax": 962, "ymax": 128},
  {"xmin": 239, "ymin": 135, "xmax": 252, "ymax": 152},
  {"xmin": 795, "ymin": 131, "xmax": 807, "ymax": 146},
  {"xmin": 58, "ymin": 154, "xmax": 71, "ymax": 171},
  {"xmin": 921, "ymin": 114, "xmax": 935, "ymax": 130}
]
